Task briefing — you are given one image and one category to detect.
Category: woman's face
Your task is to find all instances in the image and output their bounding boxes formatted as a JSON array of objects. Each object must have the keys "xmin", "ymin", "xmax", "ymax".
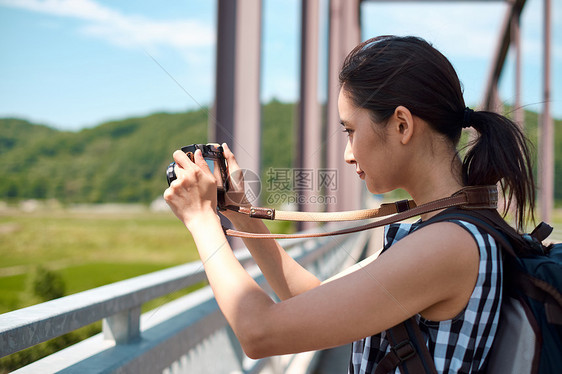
[{"xmin": 338, "ymin": 88, "xmax": 399, "ymax": 194}]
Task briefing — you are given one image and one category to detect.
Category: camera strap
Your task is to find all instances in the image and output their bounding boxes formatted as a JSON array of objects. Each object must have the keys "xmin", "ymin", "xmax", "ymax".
[
  {"xmin": 223, "ymin": 199, "xmax": 417, "ymax": 222},
  {"xmin": 222, "ymin": 185, "xmax": 498, "ymax": 239}
]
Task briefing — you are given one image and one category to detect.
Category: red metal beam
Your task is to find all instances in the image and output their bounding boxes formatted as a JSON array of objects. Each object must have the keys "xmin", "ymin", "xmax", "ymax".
[
  {"xmin": 326, "ymin": 0, "xmax": 362, "ymax": 212},
  {"xmin": 540, "ymin": 0, "xmax": 553, "ymax": 222},
  {"xmin": 482, "ymin": 0, "xmax": 526, "ymax": 110},
  {"xmin": 213, "ymin": 0, "xmax": 262, "ymax": 183},
  {"xmin": 512, "ymin": 8, "xmax": 524, "ymax": 127},
  {"xmin": 326, "ymin": 0, "xmax": 344, "ymax": 213},
  {"xmin": 297, "ymin": 0, "xmax": 322, "ymax": 228}
]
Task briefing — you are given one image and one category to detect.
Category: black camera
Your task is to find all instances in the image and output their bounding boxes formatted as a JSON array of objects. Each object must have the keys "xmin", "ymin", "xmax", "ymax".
[{"xmin": 166, "ymin": 144, "xmax": 229, "ymax": 198}]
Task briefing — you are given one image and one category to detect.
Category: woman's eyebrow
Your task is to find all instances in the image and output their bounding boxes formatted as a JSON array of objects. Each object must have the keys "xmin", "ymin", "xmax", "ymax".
[{"xmin": 340, "ymin": 120, "xmax": 349, "ymax": 127}]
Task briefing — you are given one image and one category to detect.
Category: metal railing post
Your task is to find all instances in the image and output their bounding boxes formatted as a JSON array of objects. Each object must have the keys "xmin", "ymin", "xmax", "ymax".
[{"xmin": 103, "ymin": 307, "xmax": 141, "ymax": 344}]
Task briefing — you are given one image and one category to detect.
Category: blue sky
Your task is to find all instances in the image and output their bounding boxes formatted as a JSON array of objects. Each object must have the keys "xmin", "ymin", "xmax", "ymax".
[{"xmin": 0, "ymin": 0, "xmax": 560, "ymax": 131}]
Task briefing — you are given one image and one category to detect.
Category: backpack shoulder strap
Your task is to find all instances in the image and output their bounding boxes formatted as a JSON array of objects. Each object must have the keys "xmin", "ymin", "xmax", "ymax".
[
  {"xmin": 420, "ymin": 208, "xmax": 521, "ymax": 258},
  {"xmin": 376, "ymin": 318, "xmax": 437, "ymax": 374}
]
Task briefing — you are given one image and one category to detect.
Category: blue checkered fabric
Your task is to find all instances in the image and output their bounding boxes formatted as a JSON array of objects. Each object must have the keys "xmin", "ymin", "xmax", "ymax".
[{"xmin": 349, "ymin": 220, "xmax": 503, "ymax": 374}]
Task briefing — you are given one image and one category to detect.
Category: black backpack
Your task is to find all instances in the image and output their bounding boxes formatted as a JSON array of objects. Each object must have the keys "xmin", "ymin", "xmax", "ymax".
[{"xmin": 377, "ymin": 208, "xmax": 562, "ymax": 374}]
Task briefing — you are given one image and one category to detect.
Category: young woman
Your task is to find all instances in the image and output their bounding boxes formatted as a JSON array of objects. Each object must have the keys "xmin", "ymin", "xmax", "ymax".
[{"xmin": 164, "ymin": 36, "xmax": 535, "ymax": 373}]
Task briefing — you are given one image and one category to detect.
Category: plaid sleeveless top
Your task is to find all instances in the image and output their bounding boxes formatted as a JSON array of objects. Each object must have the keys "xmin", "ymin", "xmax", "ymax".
[{"xmin": 349, "ymin": 220, "xmax": 503, "ymax": 373}]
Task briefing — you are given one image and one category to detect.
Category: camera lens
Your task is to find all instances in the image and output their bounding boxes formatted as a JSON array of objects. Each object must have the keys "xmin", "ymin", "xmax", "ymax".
[{"xmin": 166, "ymin": 162, "xmax": 177, "ymax": 186}]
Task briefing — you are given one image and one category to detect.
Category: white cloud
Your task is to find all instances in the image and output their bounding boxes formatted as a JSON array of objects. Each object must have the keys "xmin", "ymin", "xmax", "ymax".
[
  {"xmin": 363, "ymin": 1, "xmax": 562, "ymax": 62},
  {"xmin": 1, "ymin": 0, "xmax": 114, "ymax": 20},
  {"xmin": 362, "ymin": 2, "xmax": 507, "ymax": 59},
  {"xmin": 0, "ymin": 0, "xmax": 215, "ymax": 50}
]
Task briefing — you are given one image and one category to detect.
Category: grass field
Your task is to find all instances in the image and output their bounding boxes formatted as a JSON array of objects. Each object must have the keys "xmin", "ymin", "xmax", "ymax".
[
  {"xmin": 0, "ymin": 202, "xmax": 209, "ymax": 371},
  {"xmin": 0, "ymin": 202, "xmax": 202, "ymax": 314}
]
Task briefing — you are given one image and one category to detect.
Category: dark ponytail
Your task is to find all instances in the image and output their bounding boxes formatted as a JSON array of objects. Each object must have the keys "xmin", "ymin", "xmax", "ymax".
[
  {"xmin": 339, "ymin": 35, "xmax": 536, "ymax": 230},
  {"xmin": 463, "ymin": 111, "xmax": 535, "ymax": 230}
]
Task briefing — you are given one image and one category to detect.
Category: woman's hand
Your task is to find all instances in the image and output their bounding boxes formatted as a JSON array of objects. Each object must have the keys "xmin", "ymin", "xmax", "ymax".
[
  {"xmin": 163, "ymin": 149, "xmax": 218, "ymax": 229},
  {"xmin": 221, "ymin": 143, "xmax": 254, "ymax": 224}
]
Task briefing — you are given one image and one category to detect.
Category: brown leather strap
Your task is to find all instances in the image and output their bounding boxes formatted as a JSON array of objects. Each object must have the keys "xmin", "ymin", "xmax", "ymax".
[
  {"xmin": 224, "ymin": 186, "xmax": 498, "ymax": 239},
  {"xmin": 226, "ymin": 199, "xmax": 416, "ymax": 221}
]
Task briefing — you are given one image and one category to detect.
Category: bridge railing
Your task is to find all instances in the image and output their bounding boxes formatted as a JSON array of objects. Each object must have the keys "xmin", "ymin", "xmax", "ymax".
[{"xmin": 0, "ymin": 226, "xmax": 371, "ymax": 374}]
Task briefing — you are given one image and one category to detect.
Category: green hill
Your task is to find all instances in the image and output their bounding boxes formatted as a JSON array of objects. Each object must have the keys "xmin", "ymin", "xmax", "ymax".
[
  {"xmin": 0, "ymin": 102, "xmax": 559, "ymax": 204},
  {"xmin": 0, "ymin": 111, "xmax": 209, "ymax": 203},
  {"xmin": 0, "ymin": 101, "xmax": 296, "ymax": 204}
]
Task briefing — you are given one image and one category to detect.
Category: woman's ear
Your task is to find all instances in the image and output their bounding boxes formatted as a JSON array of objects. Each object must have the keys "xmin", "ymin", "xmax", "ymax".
[{"xmin": 393, "ymin": 106, "xmax": 415, "ymax": 145}]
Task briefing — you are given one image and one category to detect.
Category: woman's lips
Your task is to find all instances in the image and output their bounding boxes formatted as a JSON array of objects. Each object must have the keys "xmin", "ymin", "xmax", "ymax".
[{"xmin": 357, "ymin": 170, "xmax": 365, "ymax": 179}]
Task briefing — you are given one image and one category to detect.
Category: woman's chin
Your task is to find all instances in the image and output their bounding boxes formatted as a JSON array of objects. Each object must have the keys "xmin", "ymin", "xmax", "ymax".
[
  {"xmin": 365, "ymin": 183, "xmax": 381, "ymax": 195},
  {"xmin": 365, "ymin": 181, "xmax": 391, "ymax": 195}
]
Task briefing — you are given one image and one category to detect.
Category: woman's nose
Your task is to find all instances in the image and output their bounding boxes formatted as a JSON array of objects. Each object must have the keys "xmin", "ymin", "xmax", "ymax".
[{"xmin": 344, "ymin": 139, "xmax": 355, "ymax": 165}]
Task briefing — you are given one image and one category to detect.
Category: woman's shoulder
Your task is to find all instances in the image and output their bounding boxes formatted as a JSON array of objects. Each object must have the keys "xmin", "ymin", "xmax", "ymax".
[
  {"xmin": 390, "ymin": 220, "xmax": 480, "ymax": 255},
  {"xmin": 385, "ymin": 218, "xmax": 492, "ymax": 252},
  {"xmin": 414, "ymin": 218, "xmax": 500, "ymax": 253}
]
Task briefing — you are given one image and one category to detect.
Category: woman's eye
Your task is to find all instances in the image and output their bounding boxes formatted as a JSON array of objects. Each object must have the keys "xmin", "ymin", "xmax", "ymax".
[{"xmin": 342, "ymin": 128, "xmax": 353, "ymax": 136}]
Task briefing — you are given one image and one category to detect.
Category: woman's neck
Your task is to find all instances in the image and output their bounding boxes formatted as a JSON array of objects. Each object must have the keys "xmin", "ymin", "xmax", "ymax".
[{"xmin": 404, "ymin": 153, "xmax": 464, "ymax": 221}]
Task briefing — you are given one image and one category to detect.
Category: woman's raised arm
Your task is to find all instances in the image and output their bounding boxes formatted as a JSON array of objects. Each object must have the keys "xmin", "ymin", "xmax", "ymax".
[{"xmin": 220, "ymin": 143, "xmax": 321, "ymax": 300}]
